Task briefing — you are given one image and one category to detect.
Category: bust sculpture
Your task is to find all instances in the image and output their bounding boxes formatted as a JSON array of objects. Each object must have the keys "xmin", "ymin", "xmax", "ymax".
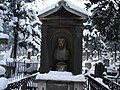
[
  {"xmin": 54, "ymin": 38, "xmax": 70, "ymax": 61},
  {"xmin": 54, "ymin": 38, "xmax": 70, "ymax": 71}
]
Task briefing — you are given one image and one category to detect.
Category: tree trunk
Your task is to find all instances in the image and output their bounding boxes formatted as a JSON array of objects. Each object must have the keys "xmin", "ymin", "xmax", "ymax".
[
  {"xmin": 86, "ymin": 35, "xmax": 88, "ymax": 60},
  {"xmin": 115, "ymin": 43, "xmax": 117, "ymax": 62},
  {"xmin": 98, "ymin": 50, "xmax": 99, "ymax": 60},
  {"xmin": 13, "ymin": 28, "xmax": 18, "ymax": 59}
]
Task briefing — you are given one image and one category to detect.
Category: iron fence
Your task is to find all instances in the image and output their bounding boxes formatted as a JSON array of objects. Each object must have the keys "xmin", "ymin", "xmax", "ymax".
[
  {"xmin": 87, "ymin": 75, "xmax": 109, "ymax": 90},
  {"xmin": 5, "ymin": 73, "xmax": 38, "ymax": 90},
  {"xmin": 103, "ymin": 77, "xmax": 120, "ymax": 90}
]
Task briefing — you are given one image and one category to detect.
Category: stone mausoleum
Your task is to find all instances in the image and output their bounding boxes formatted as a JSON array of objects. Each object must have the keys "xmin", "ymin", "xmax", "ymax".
[{"xmin": 36, "ymin": 0, "xmax": 88, "ymax": 90}]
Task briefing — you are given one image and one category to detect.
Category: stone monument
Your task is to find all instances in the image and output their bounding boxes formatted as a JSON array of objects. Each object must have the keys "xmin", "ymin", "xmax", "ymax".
[
  {"xmin": 36, "ymin": 0, "xmax": 88, "ymax": 90},
  {"xmin": 39, "ymin": 0, "xmax": 88, "ymax": 75}
]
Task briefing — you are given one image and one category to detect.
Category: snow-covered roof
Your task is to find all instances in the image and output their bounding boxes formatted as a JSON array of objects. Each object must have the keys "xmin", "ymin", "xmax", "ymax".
[
  {"xmin": 0, "ymin": 33, "xmax": 9, "ymax": 39},
  {"xmin": 26, "ymin": 0, "xmax": 88, "ymax": 18},
  {"xmin": 36, "ymin": 71, "xmax": 86, "ymax": 82}
]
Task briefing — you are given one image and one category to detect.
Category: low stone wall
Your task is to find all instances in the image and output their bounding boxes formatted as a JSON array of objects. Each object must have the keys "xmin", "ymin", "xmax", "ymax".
[
  {"xmin": 37, "ymin": 80, "xmax": 85, "ymax": 90},
  {"xmin": 36, "ymin": 71, "xmax": 85, "ymax": 90}
]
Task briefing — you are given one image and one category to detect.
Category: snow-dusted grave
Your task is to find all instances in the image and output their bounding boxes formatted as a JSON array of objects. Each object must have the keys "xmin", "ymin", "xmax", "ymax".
[{"xmin": 36, "ymin": 71, "xmax": 86, "ymax": 90}]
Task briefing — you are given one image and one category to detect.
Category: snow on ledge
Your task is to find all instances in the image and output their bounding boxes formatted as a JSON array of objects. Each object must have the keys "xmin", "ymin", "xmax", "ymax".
[
  {"xmin": 36, "ymin": 71, "xmax": 86, "ymax": 82},
  {"xmin": 95, "ymin": 78, "xmax": 109, "ymax": 89},
  {"xmin": 0, "ymin": 33, "xmax": 9, "ymax": 39},
  {"xmin": 27, "ymin": 48, "xmax": 32, "ymax": 52}
]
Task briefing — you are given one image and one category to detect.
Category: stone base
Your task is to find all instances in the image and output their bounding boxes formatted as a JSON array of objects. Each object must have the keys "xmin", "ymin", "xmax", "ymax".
[
  {"xmin": 38, "ymin": 81, "xmax": 85, "ymax": 90},
  {"xmin": 36, "ymin": 71, "xmax": 85, "ymax": 90}
]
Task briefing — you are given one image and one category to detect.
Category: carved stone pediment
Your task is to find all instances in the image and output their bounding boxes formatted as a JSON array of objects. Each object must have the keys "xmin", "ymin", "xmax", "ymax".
[{"xmin": 38, "ymin": 0, "xmax": 88, "ymax": 20}]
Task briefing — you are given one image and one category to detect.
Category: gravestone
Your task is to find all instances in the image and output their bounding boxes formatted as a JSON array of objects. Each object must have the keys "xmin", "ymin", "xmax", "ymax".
[
  {"xmin": 94, "ymin": 62, "xmax": 105, "ymax": 78},
  {"xmin": 36, "ymin": 0, "xmax": 88, "ymax": 90},
  {"xmin": 39, "ymin": 0, "xmax": 88, "ymax": 75}
]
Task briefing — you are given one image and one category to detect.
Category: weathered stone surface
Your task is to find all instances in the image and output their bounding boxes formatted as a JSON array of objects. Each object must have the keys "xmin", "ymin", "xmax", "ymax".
[{"xmin": 37, "ymin": 80, "xmax": 85, "ymax": 90}]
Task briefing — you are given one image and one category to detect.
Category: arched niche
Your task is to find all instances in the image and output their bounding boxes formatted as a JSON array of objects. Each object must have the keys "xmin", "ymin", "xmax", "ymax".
[{"xmin": 49, "ymin": 28, "xmax": 73, "ymax": 72}]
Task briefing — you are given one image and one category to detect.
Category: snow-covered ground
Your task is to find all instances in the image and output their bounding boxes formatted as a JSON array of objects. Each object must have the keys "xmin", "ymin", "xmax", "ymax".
[{"xmin": 0, "ymin": 77, "xmax": 8, "ymax": 90}]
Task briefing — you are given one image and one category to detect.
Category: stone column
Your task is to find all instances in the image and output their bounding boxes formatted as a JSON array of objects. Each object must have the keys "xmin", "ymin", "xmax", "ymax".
[
  {"xmin": 40, "ymin": 25, "xmax": 50, "ymax": 73},
  {"xmin": 73, "ymin": 25, "xmax": 83, "ymax": 75}
]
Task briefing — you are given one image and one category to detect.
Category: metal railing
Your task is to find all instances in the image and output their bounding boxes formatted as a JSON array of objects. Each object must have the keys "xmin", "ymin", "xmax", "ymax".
[
  {"xmin": 87, "ymin": 75, "xmax": 120, "ymax": 90},
  {"xmin": 87, "ymin": 75, "xmax": 109, "ymax": 90},
  {"xmin": 103, "ymin": 77, "xmax": 120, "ymax": 90},
  {"xmin": 6, "ymin": 61, "xmax": 39, "ymax": 73},
  {"xmin": 5, "ymin": 73, "xmax": 38, "ymax": 90}
]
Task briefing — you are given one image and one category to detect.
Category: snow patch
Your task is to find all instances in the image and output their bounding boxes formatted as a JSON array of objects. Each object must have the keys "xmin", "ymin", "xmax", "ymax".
[
  {"xmin": 95, "ymin": 78, "xmax": 109, "ymax": 89},
  {"xmin": 0, "ymin": 66, "xmax": 6, "ymax": 75},
  {"xmin": 0, "ymin": 77, "xmax": 8, "ymax": 90},
  {"xmin": 83, "ymin": 29, "xmax": 90, "ymax": 36},
  {"xmin": 36, "ymin": 71, "xmax": 86, "ymax": 82},
  {"xmin": 0, "ymin": 33, "xmax": 9, "ymax": 39},
  {"xmin": 28, "ymin": 48, "xmax": 32, "ymax": 52},
  {"xmin": 7, "ymin": 58, "xmax": 14, "ymax": 62}
]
